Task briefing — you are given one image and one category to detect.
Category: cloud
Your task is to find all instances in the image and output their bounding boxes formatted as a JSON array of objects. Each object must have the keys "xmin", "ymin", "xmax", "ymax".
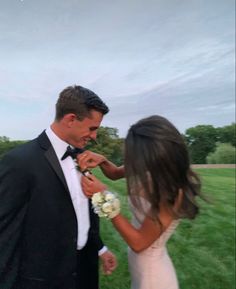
[{"xmin": 0, "ymin": 0, "xmax": 235, "ymax": 139}]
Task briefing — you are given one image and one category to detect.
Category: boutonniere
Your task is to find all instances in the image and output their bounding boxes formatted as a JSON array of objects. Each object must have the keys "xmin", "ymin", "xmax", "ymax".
[{"xmin": 74, "ymin": 160, "xmax": 91, "ymax": 176}]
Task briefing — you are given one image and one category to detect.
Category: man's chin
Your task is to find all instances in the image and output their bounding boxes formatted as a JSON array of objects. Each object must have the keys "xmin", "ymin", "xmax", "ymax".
[
  {"xmin": 76, "ymin": 144, "xmax": 85, "ymax": 149},
  {"xmin": 76, "ymin": 141, "xmax": 88, "ymax": 149}
]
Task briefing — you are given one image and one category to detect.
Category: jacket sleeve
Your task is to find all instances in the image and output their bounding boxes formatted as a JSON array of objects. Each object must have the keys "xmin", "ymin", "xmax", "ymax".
[{"xmin": 88, "ymin": 201, "xmax": 104, "ymax": 251}]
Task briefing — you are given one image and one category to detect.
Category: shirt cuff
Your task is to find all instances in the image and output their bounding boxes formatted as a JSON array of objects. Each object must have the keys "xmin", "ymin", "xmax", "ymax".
[{"xmin": 98, "ymin": 246, "xmax": 108, "ymax": 256}]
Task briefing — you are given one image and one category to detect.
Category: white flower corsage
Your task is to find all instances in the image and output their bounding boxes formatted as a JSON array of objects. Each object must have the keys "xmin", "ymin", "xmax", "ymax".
[{"xmin": 92, "ymin": 191, "xmax": 120, "ymax": 219}]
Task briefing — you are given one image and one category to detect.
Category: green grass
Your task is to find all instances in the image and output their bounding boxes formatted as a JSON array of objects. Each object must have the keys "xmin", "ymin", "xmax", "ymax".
[{"xmin": 94, "ymin": 168, "xmax": 235, "ymax": 289}]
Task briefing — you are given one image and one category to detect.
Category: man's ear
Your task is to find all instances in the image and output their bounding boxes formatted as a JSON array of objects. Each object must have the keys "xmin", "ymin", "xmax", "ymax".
[{"xmin": 63, "ymin": 113, "xmax": 77, "ymax": 127}]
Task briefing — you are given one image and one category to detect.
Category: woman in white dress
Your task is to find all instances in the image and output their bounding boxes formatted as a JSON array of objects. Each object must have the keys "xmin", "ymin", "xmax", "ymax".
[{"xmin": 78, "ymin": 115, "xmax": 202, "ymax": 289}]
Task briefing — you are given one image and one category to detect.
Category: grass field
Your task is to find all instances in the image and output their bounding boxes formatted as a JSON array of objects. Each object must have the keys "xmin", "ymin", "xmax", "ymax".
[{"xmin": 94, "ymin": 168, "xmax": 235, "ymax": 289}]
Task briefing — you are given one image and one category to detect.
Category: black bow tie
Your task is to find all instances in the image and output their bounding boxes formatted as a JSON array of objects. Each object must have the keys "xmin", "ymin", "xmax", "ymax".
[{"xmin": 61, "ymin": 146, "xmax": 84, "ymax": 160}]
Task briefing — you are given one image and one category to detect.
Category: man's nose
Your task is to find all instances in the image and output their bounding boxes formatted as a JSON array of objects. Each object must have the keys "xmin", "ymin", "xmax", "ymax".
[{"xmin": 90, "ymin": 131, "xmax": 97, "ymax": 140}]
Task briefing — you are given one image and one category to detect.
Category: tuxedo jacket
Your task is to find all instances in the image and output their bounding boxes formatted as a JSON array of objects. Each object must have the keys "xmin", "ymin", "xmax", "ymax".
[{"xmin": 0, "ymin": 131, "xmax": 103, "ymax": 289}]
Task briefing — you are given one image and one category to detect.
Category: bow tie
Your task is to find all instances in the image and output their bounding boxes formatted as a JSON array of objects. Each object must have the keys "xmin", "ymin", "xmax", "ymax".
[{"xmin": 61, "ymin": 146, "xmax": 84, "ymax": 160}]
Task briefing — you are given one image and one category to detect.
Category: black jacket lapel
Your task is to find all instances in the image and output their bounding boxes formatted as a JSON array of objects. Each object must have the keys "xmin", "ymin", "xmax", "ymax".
[{"xmin": 37, "ymin": 131, "xmax": 70, "ymax": 193}]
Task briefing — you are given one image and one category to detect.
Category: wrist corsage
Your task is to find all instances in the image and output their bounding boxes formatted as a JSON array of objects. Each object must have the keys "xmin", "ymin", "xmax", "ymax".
[{"xmin": 92, "ymin": 191, "xmax": 120, "ymax": 219}]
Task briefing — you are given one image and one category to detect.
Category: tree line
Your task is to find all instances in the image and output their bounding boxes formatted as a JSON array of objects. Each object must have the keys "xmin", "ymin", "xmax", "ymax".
[
  {"xmin": 184, "ymin": 123, "xmax": 235, "ymax": 164},
  {"xmin": 0, "ymin": 123, "xmax": 235, "ymax": 164}
]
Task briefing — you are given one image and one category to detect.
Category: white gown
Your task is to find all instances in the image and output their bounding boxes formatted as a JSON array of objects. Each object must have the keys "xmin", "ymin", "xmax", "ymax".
[{"xmin": 128, "ymin": 200, "xmax": 179, "ymax": 289}]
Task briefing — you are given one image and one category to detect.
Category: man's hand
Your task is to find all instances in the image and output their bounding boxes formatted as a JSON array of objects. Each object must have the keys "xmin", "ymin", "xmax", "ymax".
[
  {"xmin": 99, "ymin": 250, "xmax": 117, "ymax": 275},
  {"xmin": 81, "ymin": 174, "xmax": 107, "ymax": 198},
  {"xmin": 77, "ymin": 151, "xmax": 106, "ymax": 172}
]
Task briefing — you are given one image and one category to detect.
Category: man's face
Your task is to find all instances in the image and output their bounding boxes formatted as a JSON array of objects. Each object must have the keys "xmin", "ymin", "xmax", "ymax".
[{"xmin": 67, "ymin": 109, "xmax": 103, "ymax": 148}]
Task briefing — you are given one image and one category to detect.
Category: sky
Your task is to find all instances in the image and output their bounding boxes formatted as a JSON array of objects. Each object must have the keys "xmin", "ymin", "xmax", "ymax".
[{"xmin": 0, "ymin": 0, "xmax": 235, "ymax": 140}]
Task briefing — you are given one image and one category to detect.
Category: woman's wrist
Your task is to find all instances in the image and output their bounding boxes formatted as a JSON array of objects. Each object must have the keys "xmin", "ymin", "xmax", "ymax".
[{"xmin": 99, "ymin": 158, "xmax": 110, "ymax": 169}]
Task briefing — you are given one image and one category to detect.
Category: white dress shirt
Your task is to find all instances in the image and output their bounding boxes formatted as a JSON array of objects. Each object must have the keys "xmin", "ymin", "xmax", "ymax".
[{"xmin": 46, "ymin": 127, "xmax": 89, "ymax": 250}]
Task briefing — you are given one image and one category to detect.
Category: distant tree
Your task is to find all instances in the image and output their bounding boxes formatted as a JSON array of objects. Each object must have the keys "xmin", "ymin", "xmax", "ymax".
[
  {"xmin": 0, "ymin": 136, "xmax": 10, "ymax": 142},
  {"xmin": 216, "ymin": 123, "xmax": 236, "ymax": 147},
  {"xmin": 207, "ymin": 143, "xmax": 235, "ymax": 164},
  {"xmin": 185, "ymin": 125, "xmax": 217, "ymax": 164},
  {"xmin": 0, "ymin": 137, "xmax": 26, "ymax": 159},
  {"xmin": 86, "ymin": 127, "xmax": 124, "ymax": 165},
  {"xmin": 104, "ymin": 127, "xmax": 120, "ymax": 139}
]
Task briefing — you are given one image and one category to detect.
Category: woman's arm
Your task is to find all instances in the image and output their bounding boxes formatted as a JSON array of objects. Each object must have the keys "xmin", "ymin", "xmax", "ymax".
[
  {"xmin": 111, "ymin": 209, "xmax": 174, "ymax": 253},
  {"xmin": 77, "ymin": 151, "xmax": 124, "ymax": 180},
  {"xmin": 81, "ymin": 173, "xmax": 175, "ymax": 252},
  {"xmin": 100, "ymin": 161, "xmax": 124, "ymax": 180}
]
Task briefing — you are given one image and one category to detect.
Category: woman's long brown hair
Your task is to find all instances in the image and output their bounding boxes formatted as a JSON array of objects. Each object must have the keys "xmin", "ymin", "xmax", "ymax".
[{"xmin": 124, "ymin": 115, "xmax": 201, "ymax": 222}]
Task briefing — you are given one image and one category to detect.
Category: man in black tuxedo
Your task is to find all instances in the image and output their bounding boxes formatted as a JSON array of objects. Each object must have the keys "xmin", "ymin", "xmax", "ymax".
[{"xmin": 0, "ymin": 85, "xmax": 117, "ymax": 289}]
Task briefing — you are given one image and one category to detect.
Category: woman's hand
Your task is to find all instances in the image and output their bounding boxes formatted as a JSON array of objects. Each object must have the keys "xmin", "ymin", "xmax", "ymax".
[
  {"xmin": 81, "ymin": 173, "xmax": 107, "ymax": 198},
  {"xmin": 77, "ymin": 150, "xmax": 125, "ymax": 181},
  {"xmin": 77, "ymin": 151, "xmax": 106, "ymax": 172}
]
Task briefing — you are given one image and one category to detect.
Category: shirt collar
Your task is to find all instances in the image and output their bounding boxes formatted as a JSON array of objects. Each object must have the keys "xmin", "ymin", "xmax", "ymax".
[{"xmin": 45, "ymin": 126, "xmax": 69, "ymax": 160}]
